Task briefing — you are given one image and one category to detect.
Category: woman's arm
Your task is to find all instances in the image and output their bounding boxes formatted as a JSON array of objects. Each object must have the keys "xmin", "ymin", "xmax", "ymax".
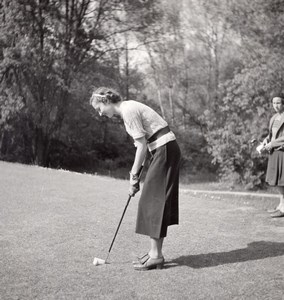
[
  {"xmin": 262, "ymin": 135, "xmax": 270, "ymax": 144},
  {"xmin": 128, "ymin": 136, "xmax": 148, "ymax": 197},
  {"xmin": 131, "ymin": 136, "xmax": 148, "ymax": 175},
  {"xmin": 265, "ymin": 132, "xmax": 284, "ymax": 151},
  {"xmin": 270, "ymin": 136, "xmax": 284, "ymax": 148}
]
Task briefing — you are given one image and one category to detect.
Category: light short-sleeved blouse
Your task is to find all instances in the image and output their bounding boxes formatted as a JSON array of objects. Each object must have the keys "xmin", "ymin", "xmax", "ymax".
[{"xmin": 120, "ymin": 100, "xmax": 168, "ymax": 140}]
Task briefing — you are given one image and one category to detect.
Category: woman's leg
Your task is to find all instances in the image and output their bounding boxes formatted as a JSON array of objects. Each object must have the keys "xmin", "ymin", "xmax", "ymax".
[
  {"xmin": 149, "ymin": 237, "xmax": 164, "ymax": 258},
  {"xmin": 276, "ymin": 187, "xmax": 284, "ymax": 212}
]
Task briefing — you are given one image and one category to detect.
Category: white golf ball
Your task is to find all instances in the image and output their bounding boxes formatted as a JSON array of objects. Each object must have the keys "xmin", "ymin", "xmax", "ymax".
[{"xmin": 93, "ymin": 257, "xmax": 105, "ymax": 266}]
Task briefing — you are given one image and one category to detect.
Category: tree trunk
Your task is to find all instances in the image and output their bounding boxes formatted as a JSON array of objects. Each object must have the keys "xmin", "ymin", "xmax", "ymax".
[
  {"xmin": 102, "ymin": 120, "xmax": 108, "ymax": 145},
  {"xmin": 168, "ymin": 86, "xmax": 174, "ymax": 126},
  {"xmin": 182, "ymin": 108, "xmax": 186, "ymax": 130},
  {"xmin": 157, "ymin": 88, "xmax": 165, "ymax": 119},
  {"xmin": 125, "ymin": 34, "xmax": 129, "ymax": 99},
  {"xmin": 0, "ymin": 130, "xmax": 8, "ymax": 156},
  {"xmin": 34, "ymin": 127, "xmax": 49, "ymax": 167},
  {"xmin": 214, "ymin": 41, "xmax": 219, "ymax": 104},
  {"xmin": 145, "ymin": 45, "xmax": 166, "ymax": 118}
]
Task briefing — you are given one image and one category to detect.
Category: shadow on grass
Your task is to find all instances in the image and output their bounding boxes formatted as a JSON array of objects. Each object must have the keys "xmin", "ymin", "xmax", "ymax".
[{"xmin": 166, "ymin": 241, "xmax": 284, "ymax": 269}]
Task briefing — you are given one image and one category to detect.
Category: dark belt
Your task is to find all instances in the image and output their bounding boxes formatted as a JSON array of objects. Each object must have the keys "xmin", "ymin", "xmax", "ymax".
[{"xmin": 148, "ymin": 126, "xmax": 170, "ymax": 143}]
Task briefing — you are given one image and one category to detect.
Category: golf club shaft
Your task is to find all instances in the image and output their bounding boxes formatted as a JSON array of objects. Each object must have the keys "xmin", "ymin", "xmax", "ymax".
[
  {"xmin": 107, "ymin": 195, "xmax": 131, "ymax": 254},
  {"xmin": 106, "ymin": 164, "xmax": 144, "ymax": 261}
]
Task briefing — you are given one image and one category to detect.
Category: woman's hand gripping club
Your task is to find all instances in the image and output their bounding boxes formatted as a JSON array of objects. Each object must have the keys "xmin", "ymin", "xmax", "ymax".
[{"xmin": 129, "ymin": 164, "xmax": 144, "ymax": 197}]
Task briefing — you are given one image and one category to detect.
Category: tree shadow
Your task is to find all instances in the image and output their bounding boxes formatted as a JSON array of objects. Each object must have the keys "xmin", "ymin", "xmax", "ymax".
[{"xmin": 165, "ymin": 241, "xmax": 284, "ymax": 269}]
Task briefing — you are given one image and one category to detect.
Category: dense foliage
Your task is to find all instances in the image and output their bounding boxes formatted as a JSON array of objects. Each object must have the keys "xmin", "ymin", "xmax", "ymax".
[
  {"xmin": 202, "ymin": 0, "xmax": 284, "ymax": 188},
  {"xmin": 1, "ymin": 0, "xmax": 283, "ymax": 188},
  {"xmin": 0, "ymin": 0, "xmax": 160, "ymax": 175}
]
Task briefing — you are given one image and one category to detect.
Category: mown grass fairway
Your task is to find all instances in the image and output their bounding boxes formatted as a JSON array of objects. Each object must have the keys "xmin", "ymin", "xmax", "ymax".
[{"xmin": 1, "ymin": 161, "xmax": 284, "ymax": 300}]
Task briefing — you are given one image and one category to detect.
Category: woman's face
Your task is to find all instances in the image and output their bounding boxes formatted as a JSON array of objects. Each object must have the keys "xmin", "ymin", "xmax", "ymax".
[
  {"xmin": 272, "ymin": 97, "xmax": 284, "ymax": 113},
  {"xmin": 92, "ymin": 101, "xmax": 115, "ymax": 118}
]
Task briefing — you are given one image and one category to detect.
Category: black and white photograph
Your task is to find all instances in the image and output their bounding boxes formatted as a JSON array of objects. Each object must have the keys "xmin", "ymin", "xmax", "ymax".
[{"xmin": 1, "ymin": 0, "xmax": 283, "ymax": 299}]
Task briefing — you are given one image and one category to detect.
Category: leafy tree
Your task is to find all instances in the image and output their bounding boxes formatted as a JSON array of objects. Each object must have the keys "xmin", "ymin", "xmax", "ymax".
[
  {"xmin": 203, "ymin": 0, "xmax": 284, "ymax": 188},
  {"xmin": 140, "ymin": 0, "xmax": 239, "ymax": 177},
  {"xmin": 0, "ymin": 0, "xmax": 160, "ymax": 168}
]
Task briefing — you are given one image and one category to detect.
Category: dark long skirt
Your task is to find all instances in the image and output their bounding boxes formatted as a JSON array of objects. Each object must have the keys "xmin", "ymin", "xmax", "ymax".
[
  {"xmin": 135, "ymin": 140, "xmax": 181, "ymax": 238},
  {"xmin": 266, "ymin": 150, "xmax": 284, "ymax": 186}
]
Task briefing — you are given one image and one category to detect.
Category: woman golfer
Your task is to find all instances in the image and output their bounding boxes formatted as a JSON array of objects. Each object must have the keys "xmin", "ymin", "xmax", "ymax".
[
  {"xmin": 90, "ymin": 87, "xmax": 181, "ymax": 270},
  {"xmin": 261, "ymin": 96, "xmax": 284, "ymax": 218}
]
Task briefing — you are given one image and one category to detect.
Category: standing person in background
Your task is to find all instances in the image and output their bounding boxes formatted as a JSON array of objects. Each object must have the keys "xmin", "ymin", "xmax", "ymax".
[
  {"xmin": 90, "ymin": 87, "xmax": 181, "ymax": 270},
  {"xmin": 261, "ymin": 96, "xmax": 284, "ymax": 218}
]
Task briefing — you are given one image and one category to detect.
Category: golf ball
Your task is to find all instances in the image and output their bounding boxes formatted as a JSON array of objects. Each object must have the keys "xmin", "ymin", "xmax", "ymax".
[{"xmin": 93, "ymin": 257, "xmax": 105, "ymax": 266}]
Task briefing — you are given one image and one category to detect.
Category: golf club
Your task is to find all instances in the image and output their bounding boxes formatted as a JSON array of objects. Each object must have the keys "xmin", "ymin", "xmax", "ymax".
[{"xmin": 93, "ymin": 164, "xmax": 144, "ymax": 266}]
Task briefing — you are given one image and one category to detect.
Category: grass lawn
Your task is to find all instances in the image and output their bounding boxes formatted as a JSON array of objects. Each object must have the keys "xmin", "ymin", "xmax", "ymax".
[{"xmin": 1, "ymin": 161, "xmax": 284, "ymax": 300}]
